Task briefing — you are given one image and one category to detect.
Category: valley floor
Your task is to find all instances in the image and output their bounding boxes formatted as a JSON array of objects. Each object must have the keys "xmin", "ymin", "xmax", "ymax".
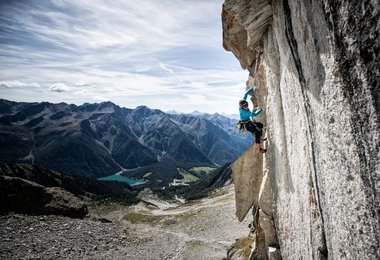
[{"xmin": 0, "ymin": 185, "xmax": 251, "ymax": 260}]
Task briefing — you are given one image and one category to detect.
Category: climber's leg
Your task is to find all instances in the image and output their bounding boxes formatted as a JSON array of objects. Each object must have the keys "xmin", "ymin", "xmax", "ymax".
[
  {"xmin": 253, "ymin": 122, "xmax": 266, "ymax": 142},
  {"xmin": 246, "ymin": 121, "xmax": 266, "ymax": 153}
]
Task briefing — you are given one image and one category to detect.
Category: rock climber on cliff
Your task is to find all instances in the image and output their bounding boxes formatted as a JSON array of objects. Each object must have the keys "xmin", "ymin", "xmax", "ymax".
[{"xmin": 238, "ymin": 86, "xmax": 267, "ymax": 153}]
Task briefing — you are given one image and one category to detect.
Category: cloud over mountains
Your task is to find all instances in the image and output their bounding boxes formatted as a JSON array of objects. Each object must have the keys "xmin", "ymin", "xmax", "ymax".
[{"xmin": 0, "ymin": 0, "xmax": 246, "ymax": 114}]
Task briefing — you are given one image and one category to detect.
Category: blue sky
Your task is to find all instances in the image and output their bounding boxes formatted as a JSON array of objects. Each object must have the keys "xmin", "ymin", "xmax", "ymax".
[{"xmin": 0, "ymin": 0, "xmax": 247, "ymax": 114}]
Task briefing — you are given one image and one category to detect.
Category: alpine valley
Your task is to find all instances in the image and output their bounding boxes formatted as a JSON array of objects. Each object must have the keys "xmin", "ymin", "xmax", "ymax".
[{"xmin": 0, "ymin": 99, "xmax": 251, "ymax": 185}]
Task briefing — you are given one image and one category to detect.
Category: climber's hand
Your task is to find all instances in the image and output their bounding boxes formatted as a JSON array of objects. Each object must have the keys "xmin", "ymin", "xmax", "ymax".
[{"xmin": 253, "ymin": 108, "xmax": 262, "ymax": 116}]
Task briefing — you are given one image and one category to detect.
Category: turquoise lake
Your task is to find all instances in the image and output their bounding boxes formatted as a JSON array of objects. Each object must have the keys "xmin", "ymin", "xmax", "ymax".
[{"xmin": 98, "ymin": 175, "xmax": 146, "ymax": 186}]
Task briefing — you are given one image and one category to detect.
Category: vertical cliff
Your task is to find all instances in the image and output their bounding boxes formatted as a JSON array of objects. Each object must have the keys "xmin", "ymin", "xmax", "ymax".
[{"xmin": 223, "ymin": 0, "xmax": 379, "ymax": 259}]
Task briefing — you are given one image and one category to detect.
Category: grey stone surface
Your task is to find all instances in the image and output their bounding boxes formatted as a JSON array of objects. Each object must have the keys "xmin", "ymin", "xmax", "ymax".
[
  {"xmin": 231, "ymin": 144, "xmax": 264, "ymax": 222},
  {"xmin": 224, "ymin": 0, "xmax": 379, "ymax": 259},
  {"xmin": 0, "ymin": 214, "xmax": 133, "ymax": 260}
]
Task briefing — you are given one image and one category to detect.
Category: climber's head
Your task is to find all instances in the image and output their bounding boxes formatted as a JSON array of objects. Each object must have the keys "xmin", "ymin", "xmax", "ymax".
[{"xmin": 239, "ymin": 100, "xmax": 248, "ymax": 109}]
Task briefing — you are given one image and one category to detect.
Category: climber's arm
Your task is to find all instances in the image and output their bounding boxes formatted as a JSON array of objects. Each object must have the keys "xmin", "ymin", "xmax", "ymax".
[
  {"xmin": 250, "ymin": 108, "xmax": 263, "ymax": 117},
  {"xmin": 242, "ymin": 86, "xmax": 254, "ymax": 100},
  {"xmin": 240, "ymin": 107, "xmax": 263, "ymax": 120}
]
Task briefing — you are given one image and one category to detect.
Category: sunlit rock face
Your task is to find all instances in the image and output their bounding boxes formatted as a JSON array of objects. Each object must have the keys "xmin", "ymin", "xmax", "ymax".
[{"xmin": 223, "ymin": 0, "xmax": 379, "ymax": 259}]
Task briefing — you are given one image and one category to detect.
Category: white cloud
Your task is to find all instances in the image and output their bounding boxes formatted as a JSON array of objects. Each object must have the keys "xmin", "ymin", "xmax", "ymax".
[
  {"xmin": 0, "ymin": 81, "xmax": 41, "ymax": 88},
  {"xmin": 49, "ymin": 83, "xmax": 70, "ymax": 92},
  {"xmin": 0, "ymin": 0, "xmax": 248, "ymax": 114},
  {"xmin": 93, "ymin": 96, "xmax": 109, "ymax": 101},
  {"xmin": 74, "ymin": 89, "xmax": 88, "ymax": 95},
  {"xmin": 183, "ymin": 93, "xmax": 208, "ymax": 103},
  {"xmin": 75, "ymin": 80, "xmax": 91, "ymax": 87},
  {"xmin": 159, "ymin": 63, "xmax": 175, "ymax": 74}
]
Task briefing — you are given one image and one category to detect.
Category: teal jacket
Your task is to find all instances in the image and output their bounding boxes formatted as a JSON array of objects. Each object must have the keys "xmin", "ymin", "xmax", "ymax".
[{"xmin": 239, "ymin": 86, "xmax": 262, "ymax": 120}]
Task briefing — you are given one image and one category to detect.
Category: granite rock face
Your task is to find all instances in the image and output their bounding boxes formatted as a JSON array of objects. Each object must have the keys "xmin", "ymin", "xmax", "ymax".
[
  {"xmin": 222, "ymin": 0, "xmax": 272, "ymax": 69},
  {"xmin": 223, "ymin": 0, "xmax": 379, "ymax": 259}
]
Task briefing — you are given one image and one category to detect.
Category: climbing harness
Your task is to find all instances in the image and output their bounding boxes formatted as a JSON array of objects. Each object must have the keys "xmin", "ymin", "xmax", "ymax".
[{"xmin": 237, "ymin": 119, "xmax": 250, "ymax": 133}]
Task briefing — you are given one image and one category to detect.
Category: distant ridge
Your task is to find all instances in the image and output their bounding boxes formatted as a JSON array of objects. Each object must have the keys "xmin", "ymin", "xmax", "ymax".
[
  {"xmin": 166, "ymin": 109, "xmax": 240, "ymax": 120},
  {"xmin": 0, "ymin": 99, "xmax": 251, "ymax": 183}
]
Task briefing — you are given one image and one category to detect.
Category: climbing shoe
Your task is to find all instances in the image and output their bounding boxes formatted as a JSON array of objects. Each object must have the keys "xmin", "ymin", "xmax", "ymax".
[{"xmin": 259, "ymin": 148, "xmax": 267, "ymax": 153}]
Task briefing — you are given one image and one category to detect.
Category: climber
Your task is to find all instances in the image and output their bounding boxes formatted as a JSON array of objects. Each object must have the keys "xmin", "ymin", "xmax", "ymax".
[{"xmin": 238, "ymin": 85, "xmax": 267, "ymax": 153}]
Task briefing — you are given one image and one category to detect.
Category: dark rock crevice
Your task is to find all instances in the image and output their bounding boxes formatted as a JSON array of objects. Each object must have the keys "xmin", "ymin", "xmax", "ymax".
[{"xmin": 283, "ymin": 0, "xmax": 306, "ymax": 88}]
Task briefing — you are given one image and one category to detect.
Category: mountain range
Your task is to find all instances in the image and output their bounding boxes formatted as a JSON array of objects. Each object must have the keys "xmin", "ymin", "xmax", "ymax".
[{"xmin": 0, "ymin": 99, "xmax": 251, "ymax": 182}]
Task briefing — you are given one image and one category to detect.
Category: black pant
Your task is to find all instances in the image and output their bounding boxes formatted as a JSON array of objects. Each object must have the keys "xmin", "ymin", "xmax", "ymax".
[{"xmin": 245, "ymin": 121, "xmax": 263, "ymax": 144}]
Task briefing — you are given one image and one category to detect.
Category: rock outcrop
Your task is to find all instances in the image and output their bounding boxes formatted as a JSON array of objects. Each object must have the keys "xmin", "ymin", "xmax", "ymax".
[
  {"xmin": 0, "ymin": 175, "xmax": 88, "ymax": 218},
  {"xmin": 223, "ymin": 0, "xmax": 379, "ymax": 259}
]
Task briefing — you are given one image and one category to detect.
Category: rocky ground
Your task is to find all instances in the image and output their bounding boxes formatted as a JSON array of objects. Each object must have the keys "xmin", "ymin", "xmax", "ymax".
[{"xmin": 0, "ymin": 185, "xmax": 251, "ymax": 259}]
